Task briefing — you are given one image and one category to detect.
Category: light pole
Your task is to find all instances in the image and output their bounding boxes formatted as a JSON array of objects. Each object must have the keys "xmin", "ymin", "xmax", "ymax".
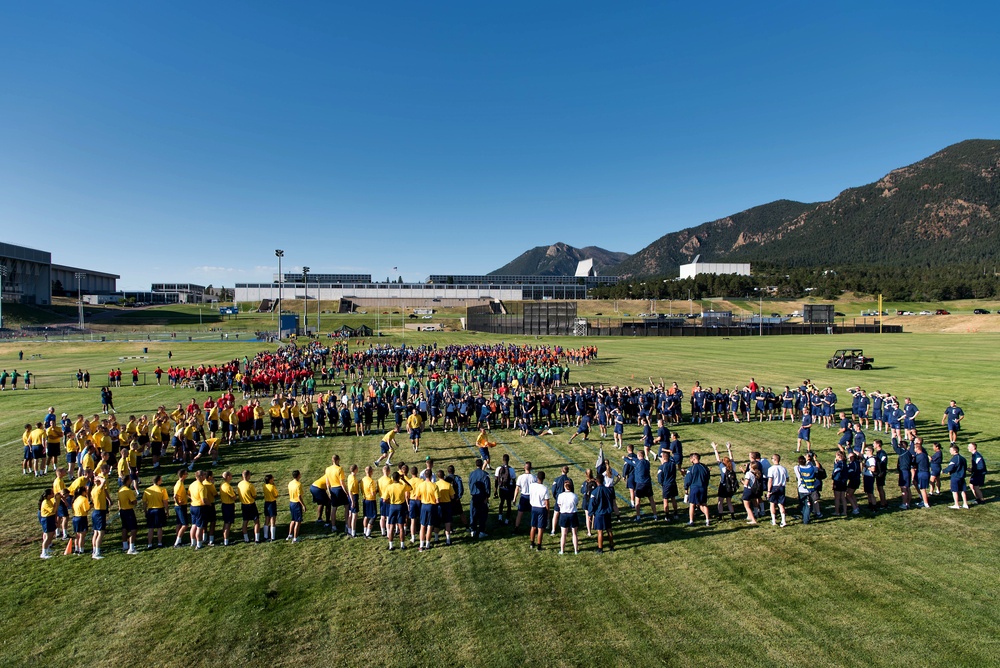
[
  {"xmin": 275, "ymin": 250, "xmax": 284, "ymax": 340},
  {"xmin": 0, "ymin": 265, "xmax": 7, "ymax": 330},
  {"xmin": 74, "ymin": 272, "xmax": 86, "ymax": 330},
  {"xmin": 302, "ymin": 266, "xmax": 310, "ymax": 336}
]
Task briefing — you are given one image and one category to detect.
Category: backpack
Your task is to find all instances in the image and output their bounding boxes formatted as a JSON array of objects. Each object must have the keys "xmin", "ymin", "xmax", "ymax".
[
  {"xmin": 497, "ymin": 465, "xmax": 514, "ymax": 492},
  {"xmin": 750, "ymin": 471, "xmax": 764, "ymax": 497},
  {"xmin": 722, "ymin": 468, "xmax": 738, "ymax": 495}
]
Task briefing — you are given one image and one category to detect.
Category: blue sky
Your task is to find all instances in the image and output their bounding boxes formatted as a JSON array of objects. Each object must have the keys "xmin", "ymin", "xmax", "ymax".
[{"xmin": 1, "ymin": 2, "xmax": 998, "ymax": 289}]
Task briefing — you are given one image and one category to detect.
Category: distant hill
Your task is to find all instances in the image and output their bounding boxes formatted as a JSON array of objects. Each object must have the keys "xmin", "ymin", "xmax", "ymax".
[
  {"xmin": 612, "ymin": 139, "xmax": 1000, "ymax": 277},
  {"xmin": 490, "ymin": 242, "xmax": 629, "ymax": 276}
]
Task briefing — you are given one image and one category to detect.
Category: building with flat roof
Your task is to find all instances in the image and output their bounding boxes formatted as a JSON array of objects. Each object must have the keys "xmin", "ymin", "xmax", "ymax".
[
  {"xmin": 0, "ymin": 242, "xmax": 52, "ymax": 305},
  {"xmin": 678, "ymin": 256, "xmax": 751, "ymax": 280},
  {"xmin": 51, "ymin": 264, "xmax": 120, "ymax": 296}
]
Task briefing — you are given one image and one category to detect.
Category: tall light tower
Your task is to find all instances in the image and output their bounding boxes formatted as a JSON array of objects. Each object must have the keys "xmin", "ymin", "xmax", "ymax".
[
  {"xmin": 302, "ymin": 266, "xmax": 310, "ymax": 336},
  {"xmin": 74, "ymin": 272, "xmax": 87, "ymax": 330},
  {"xmin": 275, "ymin": 250, "xmax": 284, "ymax": 340},
  {"xmin": 0, "ymin": 265, "xmax": 8, "ymax": 330}
]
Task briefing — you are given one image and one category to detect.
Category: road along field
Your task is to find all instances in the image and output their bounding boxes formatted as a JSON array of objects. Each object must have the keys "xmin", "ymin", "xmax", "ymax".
[{"xmin": 0, "ymin": 333, "xmax": 997, "ymax": 667}]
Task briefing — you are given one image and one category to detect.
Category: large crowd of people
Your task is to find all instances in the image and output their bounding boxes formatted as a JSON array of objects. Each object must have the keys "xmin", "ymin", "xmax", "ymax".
[{"xmin": 25, "ymin": 341, "xmax": 988, "ymax": 560}]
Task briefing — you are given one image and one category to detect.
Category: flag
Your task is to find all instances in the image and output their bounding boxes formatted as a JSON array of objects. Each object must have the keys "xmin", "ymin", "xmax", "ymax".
[{"xmin": 595, "ymin": 446, "xmax": 605, "ymax": 475}]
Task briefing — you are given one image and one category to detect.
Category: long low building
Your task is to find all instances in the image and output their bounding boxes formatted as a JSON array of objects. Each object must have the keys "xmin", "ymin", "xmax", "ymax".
[{"xmin": 1, "ymin": 241, "xmax": 118, "ymax": 306}]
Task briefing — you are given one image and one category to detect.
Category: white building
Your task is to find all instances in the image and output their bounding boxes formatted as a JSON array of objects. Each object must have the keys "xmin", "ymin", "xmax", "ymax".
[{"xmin": 679, "ymin": 256, "xmax": 751, "ymax": 280}]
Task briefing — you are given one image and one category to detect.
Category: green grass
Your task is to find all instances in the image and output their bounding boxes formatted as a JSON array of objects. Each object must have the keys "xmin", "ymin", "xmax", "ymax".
[{"xmin": 1, "ymin": 333, "xmax": 998, "ymax": 667}]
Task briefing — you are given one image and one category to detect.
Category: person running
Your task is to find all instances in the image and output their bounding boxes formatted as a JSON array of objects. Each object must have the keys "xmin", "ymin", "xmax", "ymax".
[
  {"xmin": 556, "ymin": 479, "xmax": 579, "ymax": 554},
  {"xmin": 683, "ymin": 453, "xmax": 711, "ymax": 527},
  {"xmin": 766, "ymin": 454, "xmax": 788, "ymax": 527},
  {"xmin": 406, "ymin": 409, "xmax": 423, "ymax": 453},
  {"xmin": 238, "ymin": 470, "xmax": 261, "ymax": 543},
  {"xmin": 374, "ymin": 428, "xmax": 398, "ymax": 468},
  {"xmin": 944, "ymin": 444, "xmax": 970, "ymax": 509}
]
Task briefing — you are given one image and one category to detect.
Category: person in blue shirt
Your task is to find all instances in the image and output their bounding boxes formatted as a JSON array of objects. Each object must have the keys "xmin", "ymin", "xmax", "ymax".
[
  {"xmin": 891, "ymin": 439, "xmax": 913, "ymax": 509},
  {"xmin": 683, "ymin": 453, "xmax": 711, "ymax": 527},
  {"xmin": 929, "ymin": 441, "xmax": 944, "ymax": 495},
  {"xmin": 902, "ymin": 398, "xmax": 920, "ymax": 441},
  {"xmin": 845, "ymin": 452, "xmax": 862, "ymax": 515},
  {"xmin": 873, "ymin": 440, "xmax": 889, "ymax": 509},
  {"xmin": 851, "ymin": 424, "xmax": 866, "ymax": 455},
  {"xmin": 669, "ymin": 433, "xmax": 683, "ymax": 468},
  {"xmin": 836, "ymin": 412, "xmax": 854, "ymax": 449},
  {"xmin": 657, "ymin": 451, "xmax": 678, "ymax": 520},
  {"xmin": 631, "ymin": 450, "xmax": 656, "ymax": 521},
  {"xmin": 943, "ymin": 444, "xmax": 969, "ymax": 509},
  {"xmin": 621, "ymin": 445, "xmax": 638, "ymax": 511},
  {"xmin": 942, "ymin": 401, "xmax": 965, "ymax": 446},
  {"xmin": 912, "ymin": 440, "xmax": 931, "ymax": 509},
  {"xmin": 589, "ymin": 466, "xmax": 616, "ymax": 553},
  {"xmin": 611, "ymin": 409, "xmax": 624, "ymax": 450},
  {"xmin": 467, "ymin": 459, "xmax": 491, "ymax": 539},
  {"xmin": 967, "ymin": 443, "xmax": 986, "ymax": 505},
  {"xmin": 796, "ymin": 409, "xmax": 813, "ymax": 453}
]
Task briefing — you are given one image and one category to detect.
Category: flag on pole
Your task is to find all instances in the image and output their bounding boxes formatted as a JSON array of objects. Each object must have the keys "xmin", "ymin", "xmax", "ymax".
[{"xmin": 595, "ymin": 446, "xmax": 605, "ymax": 475}]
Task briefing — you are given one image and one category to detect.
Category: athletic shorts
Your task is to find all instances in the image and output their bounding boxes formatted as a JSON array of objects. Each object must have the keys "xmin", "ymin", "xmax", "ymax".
[
  {"xmin": 330, "ymin": 488, "xmax": 347, "ymax": 507},
  {"xmin": 897, "ymin": 470, "xmax": 912, "ymax": 488},
  {"xmin": 350, "ymin": 494, "xmax": 359, "ymax": 513},
  {"xmin": 408, "ymin": 429, "xmax": 421, "ymax": 440},
  {"xmin": 635, "ymin": 483, "xmax": 652, "ymax": 499},
  {"xmin": 32, "ymin": 445, "xmax": 45, "ymax": 459},
  {"xmin": 767, "ymin": 487, "xmax": 785, "ymax": 506},
  {"xmin": 380, "ymin": 441, "xmax": 391, "ymax": 454},
  {"xmin": 832, "ymin": 480, "xmax": 847, "ymax": 492},
  {"xmin": 529, "ymin": 507, "xmax": 547, "ymax": 529},
  {"xmin": 409, "ymin": 499, "xmax": 422, "ymax": 517},
  {"xmin": 120, "ymin": 509, "xmax": 138, "ymax": 531},
  {"xmin": 175, "ymin": 505, "xmax": 190, "ymax": 527},
  {"xmin": 950, "ymin": 477, "xmax": 966, "ymax": 493},
  {"xmin": 518, "ymin": 495, "xmax": 532, "ymax": 512},
  {"xmin": 388, "ymin": 503, "xmax": 404, "ymax": 525},
  {"xmin": 688, "ymin": 487, "xmax": 707, "ymax": 506},
  {"xmin": 241, "ymin": 503, "xmax": 259, "ymax": 521},
  {"xmin": 72, "ymin": 516, "xmax": 89, "ymax": 533},
  {"xmin": 264, "ymin": 501, "xmax": 277, "ymax": 518},
  {"xmin": 798, "ymin": 428, "xmax": 811, "ymax": 441},
  {"xmin": 916, "ymin": 472, "xmax": 930, "ymax": 490},
  {"xmin": 559, "ymin": 513, "xmax": 578, "ymax": 529},
  {"xmin": 57, "ymin": 500, "xmax": 69, "ymax": 517},
  {"xmin": 363, "ymin": 499, "xmax": 377, "ymax": 520},
  {"xmin": 40, "ymin": 515, "xmax": 56, "ymax": 533},
  {"xmin": 419, "ymin": 504, "xmax": 437, "ymax": 527},
  {"xmin": 147, "ymin": 507, "xmax": 166, "ymax": 529},
  {"xmin": 221, "ymin": 504, "xmax": 235, "ymax": 524},
  {"xmin": 662, "ymin": 483, "xmax": 678, "ymax": 500},
  {"xmin": 310, "ymin": 485, "xmax": 329, "ymax": 506},
  {"xmin": 151, "ymin": 442, "xmax": 163, "ymax": 457},
  {"xmin": 438, "ymin": 502, "xmax": 453, "ymax": 525},
  {"xmin": 592, "ymin": 512, "xmax": 611, "ymax": 531},
  {"xmin": 289, "ymin": 503, "xmax": 303, "ymax": 523},
  {"xmin": 47, "ymin": 444, "xmax": 60, "ymax": 458},
  {"xmin": 66, "ymin": 452, "xmax": 78, "ymax": 465},
  {"xmin": 971, "ymin": 473, "xmax": 985, "ymax": 487},
  {"xmin": 190, "ymin": 506, "xmax": 205, "ymax": 528}
]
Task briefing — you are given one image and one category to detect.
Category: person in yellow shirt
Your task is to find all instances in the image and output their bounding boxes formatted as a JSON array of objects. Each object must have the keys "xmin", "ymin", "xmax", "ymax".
[
  {"xmin": 346, "ymin": 464, "xmax": 360, "ymax": 538},
  {"xmin": 375, "ymin": 428, "xmax": 398, "ymax": 468},
  {"xmin": 38, "ymin": 489, "xmax": 58, "ymax": 559},
  {"xmin": 118, "ymin": 482, "xmax": 138, "ymax": 555},
  {"xmin": 90, "ymin": 474, "xmax": 110, "ymax": 559},
  {"xmin": 280, "ymin": 400, "xmax": 293, "ymax": 438},
  {"xmin": 66, "ymin": 431, "xmax": 82, "ymax": 477},
  {"xmin": 208, "ymin": 403, "xmax": 221, "ymax": 438},
  {"xmin": 173, "ymin": 468, "xmax": 190, "ymax": 547},
  {"xmin": 407, "ymin": 466, "xmax": 423, "ymax": 543},
  {"xmin": 309, "ymin": 475, "xmax": 331, "ymax": 526},
  {"xmin": 269, "ymin": 401, "xmax": 282, "ymax": 439},
  {"xmin": 300, "ymin": 400, "xmax": 313, "ymax": 438},
  {"xmin": 406, "ymin": 409, "xmax": 423, "ymax": 453},
  {"xmin": 361, "ymin": 466, "xmax": 379, "ymax": 538},
  {"xmin": 22, "ymin": 423, "xmax": 33, "ymax": 476},
  {"xmin": 29, "ymin": 422, "xmax": 46, "ymax": 477},
  {"xmin": 143, "ymin": 474, "xmax": 169, "ymax": 549},
  {"xmin": 188, "ymin": 470, "xmax": 207, "ymax": 549},
  {"xmin": 237, "ymin": 470, "xmax": 260, "ymax": 543},
  {"xmin": 435, "ymin": 470, "xmax": 455, "ymax": 545},
  {"xmin": 227, "ymin": 405, "xmax": 240, "ymax": 443},
  {"xmin": 417, "ymin": 471, "xmax": 439, "ymax": 551},
  {"xmin": 262, "ymin": 474, "xmax": 279, "ymax": 542},
  {"xmin": 325, "ymin": 454, "xmax": 350, "ymax": 534},
  {"xmin": 45, "ymin": 422, "xmax": 62, "ymax": 475},
  {"xmin": 287, "ymin": 470, "xmax": 306, "ymax": 542},
  {"xmin": 385, "ymin": 472, "xmax": 408, "ymax": 551},
  {"xmin": 203, "ymin": 470, "xmax": 218, "ymax": 546},
  {"xmin": 219, "ymin": 471, "xmax": 237, "ymax": 546},
  {"xmin": 52, "ymin": 468, "xmax": 70, "ymax": 539},
  {"xmin": 377, "ymin": 465, "xmax": 392, "ymax": 537},
  {"xmin": 71, "ymin": 487, "xmax": 91, "ymax": 555},
  {"xmin": 252, "ymin": 401, "xmax": 266, "ymax": 440}
]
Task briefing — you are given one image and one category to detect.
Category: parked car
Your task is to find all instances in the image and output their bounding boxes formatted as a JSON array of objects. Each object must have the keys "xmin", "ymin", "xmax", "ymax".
[
  {"xmin": 974, "ymin": 308, "xmax": 990, "ymax": 314},
  {"xmin": 919, "ymin": 310, "xmax": 932, "ymax": 315},
  {"xmin": 421, "ymin": 315, "xmax": 433, "ymax": 319},
  {"xmin": 834, "ymin": 312, "xmax": 845, "ymax": 317},
  {"xmin": 935, "ymin": 309, "xmax": 950, "ymax": 315}
]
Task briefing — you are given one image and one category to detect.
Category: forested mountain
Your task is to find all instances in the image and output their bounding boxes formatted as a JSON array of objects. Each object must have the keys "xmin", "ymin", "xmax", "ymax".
[
  {"xmin": 490, "ymin": 242, "xmax": 629, "ymax": 276},
  {"xmin": 612, "ymin": 139, "xmax": 1000, "ymax": 277}
]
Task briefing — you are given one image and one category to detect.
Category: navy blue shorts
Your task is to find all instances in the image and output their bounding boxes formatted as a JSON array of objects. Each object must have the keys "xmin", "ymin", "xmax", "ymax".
[
  {"xmin": 798, "ymin": 428, "xmax": 811, "ymax": 441},
  {"xmin": 350, "ymin": 494, "xmax": 359, "ymax": 513},
  {"xmin": 175, "ymin": 505, "xmax": 190, "ymax": 527},
  {"xmin": 530, "ymin": 507, "xmax": 548, "ymax": 529},
  {"xmin": 663, "ymin": 483, "xmax": 678, "ymax": 500},
  {"xmin": 439, "ymin": 503, "xmax": 453, "ymax": 525},
  {"xmin": 147, "ymin": 507, "xmax": 166, "ymax": 529},
  {"xmin": 289, "ymin": 503, "xmax": 303, "ymax": 523},
  {"xmin": 916, "ymin": 472, "xmax": 930, "ymax": 490},
  {"xmin": 408, "ymin": 428, "xmax": 421, "ymax": 440},
  {"xmin": 310, "ymin": 485, "xmax": 329, "ymax": 506},
  {"xmin": 635, "ymin": 483, "xmax": 652, "ymax": 499},
  {"xmin": 32, "ymin": 445, "xmax": 45, "ymax": 459},
  {"xmin": 559, "ymin": 513, "xmax": 578, "ymax": 529},
  {"xmin": 120, "ymin": 509, "xmax": 138, "ymax": 531},
  {"xmin": 388, "ymin": 503, "xmax": 404, "ymax": 525},
  {"xmin": 379, "ymin": 499, "xmax": 387, "ymax": 517},
  {"xmin": 23, "ymin": 446, "xmax": 33, "ymax": 460},
  {"xmin": 518, "ymin": 495, "xmax": 532, "ymax": 512},
  {"xmin": 688, "ymin": 487, "xmax": 707, "ymax": 506},
  {"xmin": 380, "ymin": 441, "xmax": 390, "ymax": 454},
  {"xmin": 264, "ymin": 501, "xmax": 277, "ymax": 518},
  {"xmin": 971, "ymin": 473, "xmax": 985, "ymax": 487},
  {"xmin": 767, "ymin": 487, "xmax": 785, "ymax": 506},
  {"xmin": 409, "ymin": 499, "xmax": 422, "ymax": 517},
  {"xmin": 897, "ymin": 470, "xmax": 911, "ymax": 488},
  {"xmin": 40, "ymin": 515, "xmax": 56, "ymax": 533},
  {"xmin": 57, "ymin": 500, "xmax": 69, "ymax": 518},
  {"xmin": 47, "ymin": 443, "xmax": 60, "ymax": 458},
  {"xmin": 330, "ymin": 488, "xmax": 347, "ymax": 507},
  {"xmin": 66, "ymin": 452, "xmax": 78, "ymax": 465},
  {"xmin": 951, "ymin": 477, "xmax": 966, "ymax": 493},
  {"xmin": 863, "ymin": 476, "xmax": 875, "ymax": 494},
  {"xmin": 363, "ymin": 500, "xmax": 377, "ymax": 520},
  {"xmin": 593, "ymin": 513, "xmax": 611, "ymax": 531},
  {"xmin": 241, "ymin": 503, "xmax": 259, "ymax": 521},
  {"xmin": 419, "ymin": 504, "xmax": 437, "ymax": 527},
  {"xmin": 93, "ymin": 509, "xmax": 108, "ymax": 532},
  {"xmin": 73, "ymin": 516, "xmax": 89, "ymax": 533},
  {"xmin": 190, "ymin": 506, "xmax": 205, "ymax": 528},
  {"xmin": 221, "ymin": 504, "xmax": 235, "ymax": 524}
]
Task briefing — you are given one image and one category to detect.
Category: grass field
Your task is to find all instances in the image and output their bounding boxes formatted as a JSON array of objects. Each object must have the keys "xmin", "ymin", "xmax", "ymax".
[{"xmin": 1, "ymin": 332, "xmax": 998, "ymax": 667}]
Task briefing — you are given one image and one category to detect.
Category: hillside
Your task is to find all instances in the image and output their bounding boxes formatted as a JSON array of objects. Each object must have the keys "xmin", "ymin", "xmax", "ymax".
[
  {"xmin": 490, "ymin": 242, "xmax": 628, "ymax": 276},
  {"xmin": 613, "ymin": 139, "xmax": 1000, "ymax": 277}
]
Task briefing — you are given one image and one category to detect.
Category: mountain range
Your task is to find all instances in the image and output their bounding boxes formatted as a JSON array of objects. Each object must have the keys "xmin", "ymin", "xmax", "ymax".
[{"xmin": 491, "ymin": 140, "xmax": 1000, "ymax": 278}]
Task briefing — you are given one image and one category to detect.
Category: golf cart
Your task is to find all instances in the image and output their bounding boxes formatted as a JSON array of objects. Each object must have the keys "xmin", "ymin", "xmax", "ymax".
[{"xmin": 826, "ymin": 349, "xmax": 873, "ymax": 370}]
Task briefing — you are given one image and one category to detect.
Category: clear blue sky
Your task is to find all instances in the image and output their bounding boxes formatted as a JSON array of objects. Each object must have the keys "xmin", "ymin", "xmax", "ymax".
[{"xmin": 1, "ymin": 2, "xmax": 997, "ymax": 288}]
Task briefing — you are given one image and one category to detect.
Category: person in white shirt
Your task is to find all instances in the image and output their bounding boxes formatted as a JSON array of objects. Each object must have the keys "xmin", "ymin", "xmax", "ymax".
[
  {"xmin": 514, "ymin": 462, "xmax": 537, "ymax": 532},
  {"xmin": 527, "ymin": 471, "xmax": 550, "ymax": 551},
  {"xmin": 556, "ymin": 480, "xmax": 579, "ymax": 555},
  {"xmin": 766, "ymin": 454, "xmax": 789, "ymax": 527}
]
